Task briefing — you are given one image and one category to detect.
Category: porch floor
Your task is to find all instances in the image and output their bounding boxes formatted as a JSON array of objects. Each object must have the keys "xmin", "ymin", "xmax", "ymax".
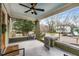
[{"xmin": 9, "ymin": 40, "xmax": 75, "ymax": 56}]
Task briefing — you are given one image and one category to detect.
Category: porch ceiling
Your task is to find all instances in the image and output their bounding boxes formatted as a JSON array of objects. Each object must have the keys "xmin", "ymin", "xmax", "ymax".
[{"xmin": 4, "ymin": 3, "xmax": 79, "ymax": 21}]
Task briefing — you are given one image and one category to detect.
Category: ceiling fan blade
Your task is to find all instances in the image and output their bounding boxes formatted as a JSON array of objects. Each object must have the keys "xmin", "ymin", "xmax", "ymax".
[
  {"xmin": 19, "ymin": 4, "xmax": 30, "ymax": 8},
  {"xmin": 35, "ymin": 8, "xmax": 45, "ymax": 11},
  {"xmin": 34, "ymin": 11, "xmax": 37, "ymax": 15},
  {"xmin": 24, "ymin": 10, "xmax": 31, "ymax": 13}
]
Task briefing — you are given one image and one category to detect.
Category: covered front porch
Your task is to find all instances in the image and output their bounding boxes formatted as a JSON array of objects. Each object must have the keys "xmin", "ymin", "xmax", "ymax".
[{"xmin": 0, "ymin": 3, "xmax": 79, "ymax": 56}]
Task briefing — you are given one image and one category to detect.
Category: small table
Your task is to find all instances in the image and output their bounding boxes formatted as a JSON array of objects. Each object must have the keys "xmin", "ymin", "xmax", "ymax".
[{"xmin": 44, "ymin": 36, "xmax": 58, "ymax": 50}]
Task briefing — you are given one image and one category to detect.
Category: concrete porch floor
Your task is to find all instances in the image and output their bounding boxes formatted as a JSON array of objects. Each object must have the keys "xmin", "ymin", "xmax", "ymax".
[{"xmin": 9, "ymin": 40, "xmax": 75, "ymax": 56}]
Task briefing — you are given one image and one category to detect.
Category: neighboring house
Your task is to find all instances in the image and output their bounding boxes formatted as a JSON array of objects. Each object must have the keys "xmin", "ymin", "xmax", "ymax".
[{"xmin": 56, "ymin": 25, "xmax": 71, "ymax": 33}]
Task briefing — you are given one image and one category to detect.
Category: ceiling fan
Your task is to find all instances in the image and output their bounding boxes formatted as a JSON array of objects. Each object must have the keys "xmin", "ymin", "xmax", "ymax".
[{"xmin": 19, "ymin": 3, "xmax": 45, "ymax": 15}]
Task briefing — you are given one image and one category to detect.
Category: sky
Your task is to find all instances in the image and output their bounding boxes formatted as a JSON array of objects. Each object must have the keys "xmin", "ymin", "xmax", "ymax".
[{"xmin": 40, "ymin": 6, "xmax": 79, "ymax": 25}]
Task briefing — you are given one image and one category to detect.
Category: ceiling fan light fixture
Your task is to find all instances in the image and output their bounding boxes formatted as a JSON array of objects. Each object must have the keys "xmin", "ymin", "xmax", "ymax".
[{"xmin": 31, "ymin": 9, "xmax": 33, "ymax": 12}]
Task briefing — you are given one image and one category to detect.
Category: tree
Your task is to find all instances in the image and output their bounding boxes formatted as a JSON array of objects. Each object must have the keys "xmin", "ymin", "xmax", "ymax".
[
  {"xmin": 46, "ymin": 17, "xmax": 56, "ymax": 33},
  {"xmin": 13, "ymin": 19, "xmax": 35, "ymax": 36},
  {"xmin": 72, "ymin": 15, "xmax": 79, "ymax": 27},
  {"xmin": 70, "ymin": 15, "xmax": 79, "ymax": 35}
]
